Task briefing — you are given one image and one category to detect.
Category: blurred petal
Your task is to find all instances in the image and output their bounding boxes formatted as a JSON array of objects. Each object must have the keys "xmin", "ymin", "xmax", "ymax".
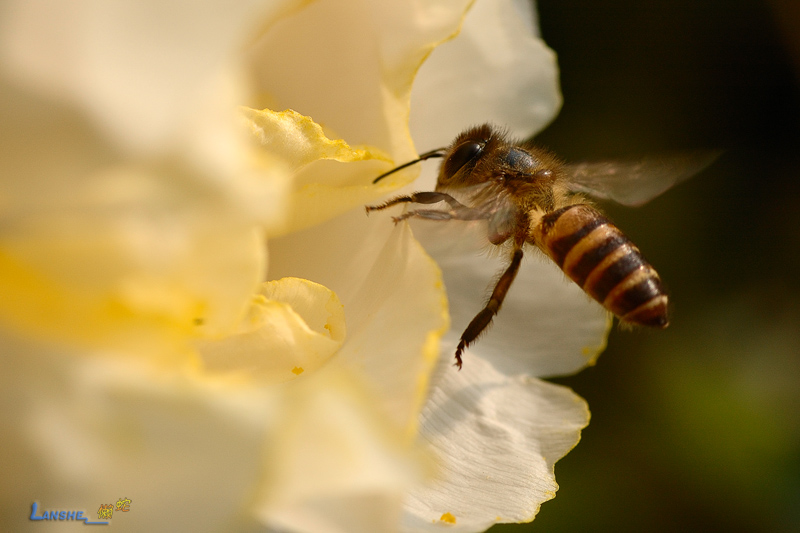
[
  {"xmin": 256, "ymin": 365, "xmax": 430, "ymax": 533},
  {"xmin": 197, "ymin": 278, "xmax": 346, "ymax": 383},
  {"xmin": 0, "ymin": 332, "xmax": 271, "ymax": 532},
  {"xmin": 234, "ymin": 2, "xmax": 468, "ymax": 527},
  {"xmin": 401, "ymin": 355, "xmax": 590, "ymax": 532},
  {"xmin": 0, "ymin": 0, "xmax": 295, "ymax": 355},
  {"xmin": 0, "ymin": 0, "xmax": 291, "ymax": 161},
  {"xmin": 0, "ymin": 156, "xmax": 268, "ymax": 357}
]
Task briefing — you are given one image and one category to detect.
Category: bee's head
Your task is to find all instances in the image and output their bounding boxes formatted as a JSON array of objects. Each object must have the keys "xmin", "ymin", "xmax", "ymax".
[
  {"xmin": 371, "ymin": 123, "xmax": 556, "ymax": 187},
  {"xmin": 437, "ymin": 124, "xmax": 496, "ymax": 187},
  {"xmin": 437, "ymin": 124, "xmax": 561, "ymax": 190}
]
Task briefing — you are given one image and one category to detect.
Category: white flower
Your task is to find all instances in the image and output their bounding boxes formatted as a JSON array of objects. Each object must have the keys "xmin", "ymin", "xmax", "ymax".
[
  {"xmin": 0, "ymin": 1, "xmax": 609, "ymax": 532},
  {"xmin": 396, "ymin": 2, "xmax": 609, "ymax": 530}
]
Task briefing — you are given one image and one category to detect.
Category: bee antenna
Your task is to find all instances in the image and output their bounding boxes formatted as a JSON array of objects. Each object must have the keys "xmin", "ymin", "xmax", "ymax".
[{"xmin": 372, "ymin": 148, "xmax": 446, "ymax": 184}]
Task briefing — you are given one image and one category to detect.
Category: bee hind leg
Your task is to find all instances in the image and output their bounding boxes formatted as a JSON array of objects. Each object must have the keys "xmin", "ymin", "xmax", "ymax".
[{"xmin": 454, "ymin": 248, "xmax": 524, "ymax": 369}]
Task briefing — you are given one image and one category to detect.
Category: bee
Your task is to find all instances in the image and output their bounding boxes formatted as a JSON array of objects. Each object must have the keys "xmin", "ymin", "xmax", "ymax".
[{"xmin": 366, "ymin": 124, "xmax": 716, "ymax": 369}]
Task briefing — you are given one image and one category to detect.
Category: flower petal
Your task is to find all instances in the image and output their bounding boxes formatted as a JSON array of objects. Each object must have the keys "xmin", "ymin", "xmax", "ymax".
[
  {"xmin": 197, "ymin": 278, "xmax": 345, "ymax": 383},
  {"xmin": 0, "ymin": 1, "xmax": 472, "ymax": 532},
  {"xmin": 2, "ymin": 332, "xmax": 427, "ymax": 533},
  {"xmin": 410, "ymin": 0, "xmax": 561, "ymax": 153},
  {"xmin": 401, "ymin": 355, "xmax": 590, "ymax": 532}
]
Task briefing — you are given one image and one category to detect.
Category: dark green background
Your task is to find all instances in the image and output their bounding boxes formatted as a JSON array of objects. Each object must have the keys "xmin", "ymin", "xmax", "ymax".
[{"xmin": 493, "ymin": 1, "xmax": 800, "ymax": 531}]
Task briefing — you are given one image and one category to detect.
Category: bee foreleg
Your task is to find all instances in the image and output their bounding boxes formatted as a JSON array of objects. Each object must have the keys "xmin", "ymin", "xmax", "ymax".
[
  {"xmin": 366, "ymin": 191, "xmax": 481, "ymax": 213},
  {"xmin": 366, "ymin": 192, "xmax": 453, "ymax": 213},
  {"xmin": 367, "ymin": 191, "xmax": 486, "ymax": 224},
  {"xmin": 454, "ymin": 248, "xmax": 524, "ymax": 369}
]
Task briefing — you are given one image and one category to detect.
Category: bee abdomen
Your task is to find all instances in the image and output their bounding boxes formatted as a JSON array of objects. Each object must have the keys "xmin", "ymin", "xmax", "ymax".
[{"xmin": 533, "ymin": 204, "xmax": 669, "ymax": 328}]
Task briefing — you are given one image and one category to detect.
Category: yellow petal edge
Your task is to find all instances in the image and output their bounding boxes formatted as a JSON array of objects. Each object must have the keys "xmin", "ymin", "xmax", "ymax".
[{"xmin": 242, "ymin": 107, "xmax": 391, "ymax": 171}]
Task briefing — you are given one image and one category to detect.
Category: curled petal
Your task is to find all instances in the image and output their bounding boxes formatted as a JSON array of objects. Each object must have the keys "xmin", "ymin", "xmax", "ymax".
[
  {"xmin": 268, "ymin": 210, "xmax": 448, "ymax": 435},
  {"xmin": 242, "ymin": 107, "xmax": 391, "ymax": 172},
  {"xmin": 402, "ymin": 355, "xmax": 590, "ymax": 532},
  {"xmin": 242, "ymin": 107, "xmax": 393, "ymax": 235},
  {"xmin": 197, "ymin": 278, "xmax": 346, "ymax": 383}
]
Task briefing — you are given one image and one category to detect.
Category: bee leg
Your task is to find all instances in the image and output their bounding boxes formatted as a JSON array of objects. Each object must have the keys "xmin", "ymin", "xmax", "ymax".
[
  {"xmin": 454, "ymin": 248, "xmax": 524, "ymax": 370},
  {"xmin": 366, "ymin": 191, "xmax": 479, "ymax": 214},
  {"xmin": 366, "ymin": 191, "xmax": 454, "ymax": 213},
  {"xmin": 367, "ymin": 191, "xmax": 486, "ymax": 224}
]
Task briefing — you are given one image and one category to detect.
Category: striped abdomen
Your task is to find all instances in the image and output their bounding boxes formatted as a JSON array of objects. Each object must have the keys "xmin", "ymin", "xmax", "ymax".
[{"xmin": 531, "ymin": 204, "xmax": 669, "ymax": 327}]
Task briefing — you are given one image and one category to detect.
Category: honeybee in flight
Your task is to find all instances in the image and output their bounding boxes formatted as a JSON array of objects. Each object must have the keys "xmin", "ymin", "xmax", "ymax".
[{"xmin": 366, "ymin": 124, "xmax": 717, "ymax": 369}]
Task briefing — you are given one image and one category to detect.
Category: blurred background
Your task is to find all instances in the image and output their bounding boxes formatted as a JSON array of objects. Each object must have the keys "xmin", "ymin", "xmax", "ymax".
[{"xmin": 493, "ymin": 1, "xmax": 800, "ymax": 532}]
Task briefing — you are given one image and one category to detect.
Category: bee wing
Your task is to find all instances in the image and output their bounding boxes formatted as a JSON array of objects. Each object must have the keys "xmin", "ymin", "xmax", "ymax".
[
  {"xmin": 434, "ymin": 180, "xmax": 520, "ymax": 243},
  {"xmin": 437, "ymin": 180, "xmax": 510, "ymax": 214},
  {"xmin": 564, "ymin": 151, "xmax": 721, "ymax": 206}
]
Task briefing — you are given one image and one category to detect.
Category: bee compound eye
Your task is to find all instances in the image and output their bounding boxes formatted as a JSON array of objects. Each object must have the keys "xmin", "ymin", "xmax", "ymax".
[{"xmin": 443, "ymin": 141, "xmax": 484, "ymax": 179}]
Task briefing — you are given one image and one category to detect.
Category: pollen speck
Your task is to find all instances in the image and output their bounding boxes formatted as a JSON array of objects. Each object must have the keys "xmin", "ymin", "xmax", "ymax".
[
  {"xmin": 439, "ymin": 512, "xmax": 456, "ymax": 524},
  {"xmin": 291, "ymin": 366, "xmax": 304, "ymax": 375}
]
